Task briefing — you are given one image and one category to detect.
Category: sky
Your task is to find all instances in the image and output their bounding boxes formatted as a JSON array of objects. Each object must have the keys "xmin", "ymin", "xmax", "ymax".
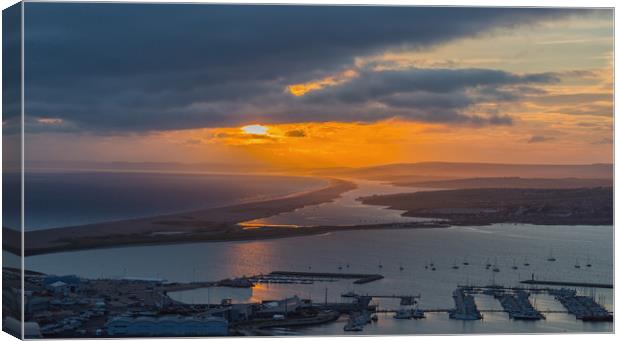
[{"xmin": 7, "ymin": 4, "xmax": 613, "ymax": 170}]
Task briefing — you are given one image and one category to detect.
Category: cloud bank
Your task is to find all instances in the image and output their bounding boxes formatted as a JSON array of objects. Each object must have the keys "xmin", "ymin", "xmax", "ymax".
[{"xmin": 21, "ymin": 3, "xmax": 598, "ymax": 134}]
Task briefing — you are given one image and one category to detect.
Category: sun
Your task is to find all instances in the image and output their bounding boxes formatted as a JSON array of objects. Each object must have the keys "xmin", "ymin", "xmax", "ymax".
[{"xmin": 241, "ymin": 124, "xmax": 269, "ymax": 135}]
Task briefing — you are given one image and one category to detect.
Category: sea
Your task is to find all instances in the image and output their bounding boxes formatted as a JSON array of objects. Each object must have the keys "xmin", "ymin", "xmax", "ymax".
[
  {"xmin": 8, "ymin": 171, "xmax": 614, "ymax": 334},
  {"xmin": 16, "ymin": 171, "xmax": 327, "ymax": 230}
]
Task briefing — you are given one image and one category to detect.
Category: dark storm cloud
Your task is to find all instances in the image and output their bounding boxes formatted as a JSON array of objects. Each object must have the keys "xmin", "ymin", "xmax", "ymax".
[
  {"xmin": 302, "ymin": 68, "xmax": 558, "ymax": 104},
  {"xmin": 292, "ymin": 68, "xmax": 558, "ymax": 125},
  {"xmin": 22, "ymin": 3, "xmax": 591, "ymax": 133},
  {"xmin": 3, "ymin": 2, "xmax": 22, "ymax": 134}
]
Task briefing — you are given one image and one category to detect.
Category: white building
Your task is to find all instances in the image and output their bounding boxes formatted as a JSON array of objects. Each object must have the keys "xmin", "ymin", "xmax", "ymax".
[
  {"xmin": 48, "ymin": 281, "xmax": 69, "ymax": 295},
  {"xmin": 43, "ymin": 275, "xmax": 82, "ymax": 295},
  {"xmin": 258, "ymin": 295, "xmax": 302, "ymax": 317},
  {"xmin": 106, "ymin": 315, "xmax": 228, "ymax": 336}
]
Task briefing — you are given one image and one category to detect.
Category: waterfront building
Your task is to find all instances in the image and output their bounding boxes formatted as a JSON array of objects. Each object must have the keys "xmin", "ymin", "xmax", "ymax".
[
  {"xmin": 208, "ymin": 303, "xmax": 255, "ymax": 322},
  {"xmin": 106, "ymin": 315, "xmax": 228, "ymax": 336},
  {"xmin": 257, "ymin": 296, "xmax": 303, "ymax": 317},
  {"xmin": 43, "ymin": 275, "xmax": 82, "ymax": 295}
]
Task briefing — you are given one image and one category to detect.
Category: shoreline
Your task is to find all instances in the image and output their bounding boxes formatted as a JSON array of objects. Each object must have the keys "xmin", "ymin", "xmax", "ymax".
[
  {"xmin": 20, "ymin": 219, "xmax": 613, "ymax": 257},
  {"xmin": 359, "ymin": 187, "xmax": 613, "ymax": 226},
  {"xmin": 10, "ymin": 179, "xmax": 613, "ymax": 257},
  {"xmin": 20, "ymin": 221, "xmax": 451, "ymax": 257},
  {"xmin": 15, "ymin": 178, "xmax": 357, "ymax": 256}
]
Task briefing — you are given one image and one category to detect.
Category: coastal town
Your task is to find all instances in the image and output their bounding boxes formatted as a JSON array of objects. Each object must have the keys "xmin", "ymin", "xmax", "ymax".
[{"xmin": 3, "ymin": 265, "xmax": 612, "ymax": 338}]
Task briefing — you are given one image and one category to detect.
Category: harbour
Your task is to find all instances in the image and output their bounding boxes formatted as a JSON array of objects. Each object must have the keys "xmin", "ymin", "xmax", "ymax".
[
  {"xmin": 15, "ymin": 181, "xmax": 614, "ymax": 336},
  {"xmin": 11, "ymin": 265, "xmax": 612, "ymax": 338}
]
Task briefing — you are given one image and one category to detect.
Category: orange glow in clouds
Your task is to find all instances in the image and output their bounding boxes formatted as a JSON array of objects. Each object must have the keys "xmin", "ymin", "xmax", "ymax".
[
  {"xmin": 159, "ymin": 114, "xmax": 612, "ymax": 170},
  {"xmin": 286, "ymin": 69, "xmax": 359, "ymax": 96}
]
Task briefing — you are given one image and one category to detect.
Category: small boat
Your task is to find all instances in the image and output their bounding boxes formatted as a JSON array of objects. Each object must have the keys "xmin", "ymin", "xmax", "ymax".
[
  {"xmin": 338, "ymin": 266, "xmax": 343, "ymax": 270},
  {"xmin": 485, "ymin": 258, "xmax": 492, "ymax": 267},
  {"xmin": 424, "ymin": 262, "xmax": 428, "ymax": 270},
  {"xmin": 586, "ymin": 256, "xmax": 592, "ymax": 267},
  {"xmin": 395, "ymin": 306, "xmax": 426, "ymax": 319},
  {"xmin": 462, "ymin": 257, "xmax": 469, "ymax": 266},
  {"xmin": 492, "ymin": 266, "xmax": 500, "ymax": 273},
  {"xmin": 431, "ymin": 267, "xmax": 436, "ymax": 271},
  {"xmin": 341, "ymin": 291, "xmax": 358, "ymax": 298},
  {"xmin": 346, "ymin": 263, "xmax": 350, "ymax": 268},
  {"xmin": 452, "ymin": 260, "xmax": 459, "ymax": 270},
  {"xmin": 523, "ymin": 257, "xmax": 530, "ymax": 267},
  {"xmin": 511, "ymin": 259, "xmax": 518, "ymax": 270},
  {"xmin": 574, "ymin": 258, "xmax": 581, "ymax": 269},
  {"xmin": 399, "ymin": 264, "xmax": 404, "ymax": 271},
  {"xmin": 547, "ymin": 250, "xmax": 556, "ymax": 262},
  {"xmin": 411, "ymin": 308, "xmax": 426, "ymax": 319},
  {"xmin": 393, "ymin": 309, "xmax": 412, "ymax": 319},
  {"xmin": 378, "ymin": 261, "xmax": 383, "ymax": 269}
]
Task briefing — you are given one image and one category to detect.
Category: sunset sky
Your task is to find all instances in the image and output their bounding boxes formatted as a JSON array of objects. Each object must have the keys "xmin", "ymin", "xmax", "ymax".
[{"xmin": 10, "ymin": 4, "xmax": 613, "ymax": 170}]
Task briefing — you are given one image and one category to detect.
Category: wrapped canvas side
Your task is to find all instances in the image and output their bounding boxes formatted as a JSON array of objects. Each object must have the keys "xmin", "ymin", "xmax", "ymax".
[{"xmin": 2, "ymin": 1, "xmax": 23, "ymax": 339}]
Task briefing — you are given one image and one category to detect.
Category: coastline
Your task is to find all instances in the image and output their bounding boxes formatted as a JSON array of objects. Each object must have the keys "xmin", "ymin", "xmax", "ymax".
[
  {"xmin": 17, "ymin": 178, "xmax": 357, "ymax": 256},
  {"xmin": 20, "ymin": 221, "xmax": 451, "ymax": 256},
  {"xmin": 12, "ymin": 178, "xmax": 612, "ymax": 257},
  {"xmin": 359, "ymin": 187, "xmax": 613, "ymax": 226}
]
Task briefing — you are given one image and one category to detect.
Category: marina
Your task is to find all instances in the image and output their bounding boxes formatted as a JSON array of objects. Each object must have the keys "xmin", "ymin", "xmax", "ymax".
[
  {"xmin": 12, "ymin": 256, "xmax": 614, "ymax": 338},
  {"xmin": 21, "ymin": 210, "xmax": 614, "ymax": 335}
]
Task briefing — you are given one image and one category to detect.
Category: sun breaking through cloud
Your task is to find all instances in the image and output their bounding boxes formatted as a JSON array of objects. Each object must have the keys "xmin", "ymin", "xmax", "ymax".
[{"xmin": 241, "ymin": 125, "xmax": 269, "ymax": 135}]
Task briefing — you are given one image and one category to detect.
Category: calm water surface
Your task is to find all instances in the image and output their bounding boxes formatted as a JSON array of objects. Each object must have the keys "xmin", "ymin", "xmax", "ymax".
[
  {"xmin": 24, "ymin": 224, "xmax": 613, "ymax": 334},
  {"xmin": 21, "ymin": 179, "xmax": 614, "ymax": 334},
  {"xmin": 19, "ymin": 171, "xmax": 326, "ymax": 230},
  {"xmin": 243, "ymin": 179, "xmax": 433, "ymax": 227}
]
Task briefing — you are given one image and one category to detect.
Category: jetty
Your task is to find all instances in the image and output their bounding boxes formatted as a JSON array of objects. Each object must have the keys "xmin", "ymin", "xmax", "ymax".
[
  {"xmin": 550, "ymin": 288, "xmax": 613, "ymax": 321},
  {"xmin": 266, "ymin": 271, "xmax": 384, "ymax": 284},
  {"xmin": 342, "ymin": 293, "xmax": 420, "ymax": 305},
  {"xmin": 449, "ymin": 288, "xmax": 482, "ymax": 320},
  {"xmin": 496, "ymin": 290, "xmax": 544, "ymax": 320},
  {"xmin": 520, "ymin": 279, "xmax": 612, "ymax": 289}
]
